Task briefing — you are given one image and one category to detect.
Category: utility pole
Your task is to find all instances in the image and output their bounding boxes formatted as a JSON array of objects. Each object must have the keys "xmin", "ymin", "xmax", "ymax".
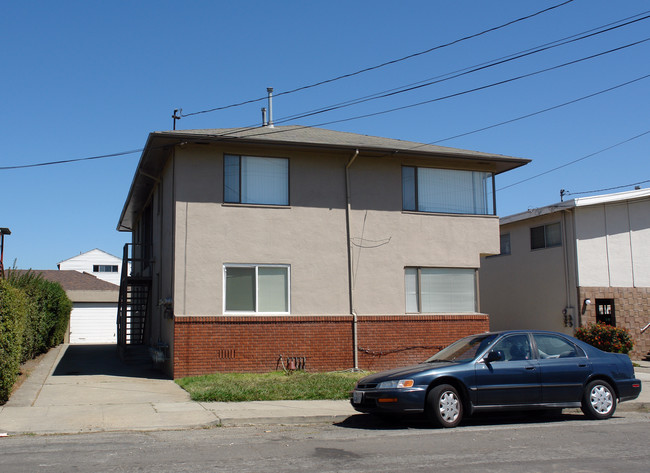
[{"xmin": 0, "ymin": 227, "xmax": 11, "ymax": 279}]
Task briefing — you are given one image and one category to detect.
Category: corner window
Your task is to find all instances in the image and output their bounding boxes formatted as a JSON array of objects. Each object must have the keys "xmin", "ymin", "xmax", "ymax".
[
  {"xmin": 530, "ymin": 222, "xmax": 561, "ymax": 250},
  {"xmin": 405, "ymin": 267, "xmax": 477, "ymax": 313},
  {"xmin": 402, "ymin": 166, "xmax": 494, "ymax": 215},
  {"xmin": 93, "ymin": 265, "xmax": 118, "ymax": 273},
  {"xmin": 224, "ymin": 155, "xmax": 289, "ymax": 205},
  {"xmin": 224, "ymin": 265, "xmax": 290, "ymax": 313}
]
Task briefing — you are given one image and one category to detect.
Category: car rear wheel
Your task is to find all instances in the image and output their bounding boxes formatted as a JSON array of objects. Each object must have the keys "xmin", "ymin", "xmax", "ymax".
[
  {"xmin": 581, "ymin": 380, "xmax": 617, "ymax": 420},
  {"xmin": 426, "ymin": 384, "xmax": 463, "ymax": 428}
]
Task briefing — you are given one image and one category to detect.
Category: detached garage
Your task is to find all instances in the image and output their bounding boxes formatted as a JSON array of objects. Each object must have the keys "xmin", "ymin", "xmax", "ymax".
[{"xmin": 32, "ymin": 270, "xmax": 119, "ymax": 344}]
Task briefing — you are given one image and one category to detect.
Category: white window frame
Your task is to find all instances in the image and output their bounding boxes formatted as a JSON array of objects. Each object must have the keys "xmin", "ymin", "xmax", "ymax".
[
  {"xmin": 223, "ymin": 264, "xmax": 291, "ymax": 314},
  {"xmin": 405, "ymin": 267, "xmax": 478, "ymax": 314}
]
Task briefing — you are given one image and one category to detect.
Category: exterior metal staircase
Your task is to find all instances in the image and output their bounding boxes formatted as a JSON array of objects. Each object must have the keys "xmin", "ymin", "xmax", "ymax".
[{"xmin": 117, "ymin": 244, "xmax": 151, "ymax": 355}]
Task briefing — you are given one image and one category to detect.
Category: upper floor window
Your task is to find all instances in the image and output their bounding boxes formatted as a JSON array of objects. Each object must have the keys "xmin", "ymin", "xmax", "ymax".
[
  {"xmin": 224, "ymin": 264, "xmax": 290, "ymax": 313},
  {"xmin": 93, "ymin": 265, "xmax": 118, "ymax": 273},
  {"xmin": 530, "ymin": 222, "xmax": 561, "ymax": 250},
  {"xmin": 402, "ymin": 166, "xmax": 494, "ymax": 215},
  {"xmin": 499, "ymin": 233, "xmax": 511, "ymax": 255},
  {"xmin": 224, "ymin": 155, "xmax": 289, "ymax": 205},
  {"xmin": 405, "ymin": 267, "xmax": 477, "ymax": 313}
]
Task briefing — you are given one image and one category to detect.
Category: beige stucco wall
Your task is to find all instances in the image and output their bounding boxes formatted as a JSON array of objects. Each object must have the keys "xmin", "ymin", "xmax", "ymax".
[
  {"xmin": 170, "ymin": 144, "xmax": 500, "ymax": 317},
  {"xmin": 575, "ymin": 198, "xmax": 650, "ymax": 287},
  {"xmin": 479, "ymin": 212, "xmax": 576, "ymax": 334}
]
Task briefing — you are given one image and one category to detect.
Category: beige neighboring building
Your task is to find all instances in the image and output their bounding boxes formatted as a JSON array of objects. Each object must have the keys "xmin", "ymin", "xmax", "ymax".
[
  {"xmin": 117, "ymin": 125, "xmax": 529, "ymax": 378},
  {"xmin": 480, "ymin": 188, "xmax": 650, "ymax": 359}
]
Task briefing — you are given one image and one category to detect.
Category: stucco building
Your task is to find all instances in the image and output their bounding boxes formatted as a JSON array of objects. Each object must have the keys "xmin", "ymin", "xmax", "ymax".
[
  {"xmin": 117, "ymin": 125, "xmax": 529, "ymax": 378},
  {"xmin": 480, "ymin": 188, "xmax": 650, "ymax": 359}
]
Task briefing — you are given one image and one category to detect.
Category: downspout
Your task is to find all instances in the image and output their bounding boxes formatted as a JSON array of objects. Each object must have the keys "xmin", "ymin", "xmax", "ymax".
[
  {"xmin": 345, "ymin": 149, "xmax": 360, "ymax": 371},
  {"xmin": 561, "ymin": 210, "xmax": 573, "ymax": 329}
]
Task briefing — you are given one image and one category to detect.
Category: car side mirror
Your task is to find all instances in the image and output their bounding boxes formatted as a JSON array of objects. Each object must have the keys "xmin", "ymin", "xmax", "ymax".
[{"xmin": 484, "ymin": 350, "xmax": 503, "ymax": 363}]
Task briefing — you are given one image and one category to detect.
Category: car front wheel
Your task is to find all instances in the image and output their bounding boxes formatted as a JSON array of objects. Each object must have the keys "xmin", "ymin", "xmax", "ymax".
[
  {"xmin": 426, "ymin": 384, "xmax": 463, "ymax": 428},
  {"xmin": 581, "ymin": 380, "xmax": 617, "ymax": 420}
]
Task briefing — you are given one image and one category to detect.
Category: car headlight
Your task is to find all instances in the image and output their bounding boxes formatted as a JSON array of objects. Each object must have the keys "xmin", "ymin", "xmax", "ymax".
[{"xmin": 376, "ymin": 379, "xmax": 414, "ymax": 389}]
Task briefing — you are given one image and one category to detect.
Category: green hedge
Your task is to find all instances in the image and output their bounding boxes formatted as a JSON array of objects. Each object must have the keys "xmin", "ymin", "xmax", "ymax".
[
  {"xmin": 7, "ymin": 271, "xmax": 72, "ymax": 362},
  {"xmin": 0, "ymin": 271, "xmax": 72, "ymax": 404},
  {"xmin": 575, "ymin": 323, "xmax": 633, "ymax": 354},
  {"xmin": 0, "ymin": 279, "xmax": 28, "ymax": 403}
]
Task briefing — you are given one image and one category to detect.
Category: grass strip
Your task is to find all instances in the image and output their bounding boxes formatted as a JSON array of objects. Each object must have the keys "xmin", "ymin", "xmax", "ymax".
[{"xmin": 176, "ymin": 371, "xmax": 368, "ymax": 402}]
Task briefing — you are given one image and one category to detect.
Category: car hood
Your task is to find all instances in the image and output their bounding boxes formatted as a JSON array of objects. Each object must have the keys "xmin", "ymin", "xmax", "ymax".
[{"xmin": 359, "ymin": 361, "xmax": 460, "ymax": 384}]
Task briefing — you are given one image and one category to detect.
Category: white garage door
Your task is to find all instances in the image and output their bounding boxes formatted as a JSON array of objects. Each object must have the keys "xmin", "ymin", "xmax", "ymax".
[{"xmin": 70, "ymin": 302, "xmax": 118, "ymax": 344}]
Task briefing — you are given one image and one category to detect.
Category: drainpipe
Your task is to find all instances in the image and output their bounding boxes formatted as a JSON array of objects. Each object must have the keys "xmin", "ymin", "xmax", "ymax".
[{"xmin": 345, "ymin": 149, "xmax": 359, "ymax": 371}]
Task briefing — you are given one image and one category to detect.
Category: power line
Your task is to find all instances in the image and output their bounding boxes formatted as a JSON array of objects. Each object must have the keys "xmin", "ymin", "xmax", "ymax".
[
  {"xmin": 183, "ymin": 35, "xmax": 650, "ymax": 145},
  {"xmin": 565, "ymin": 179, "xmax": 650, "ymax": 196},
  {"xmin": 180, "ymin": 0, "xmax": 576, "ymax": 118},
  {"xmin": 430, "ymin": 73, "xmax": 650, "ymax": 144},
  {"xmin": 274, "ymin": 10, "xmax": 650, "ymax": 125},
  {"xmin": 271, "ymin": 13, "xmax": 650, "ymax": 127},
  {"xmin": 284, "ymin": 37, "xmax": 650, "ymax": 130},
  {"xmin": 0, "ymin": 149, "xmax": 143, "ymax": 170},
  {"xmin": 498, "ymin": 129, "xmax": 650, "ymax": 191}
]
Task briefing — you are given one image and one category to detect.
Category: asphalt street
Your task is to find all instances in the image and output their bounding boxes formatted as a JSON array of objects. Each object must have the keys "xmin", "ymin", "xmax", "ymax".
[{"xmin": 1, "ymin": 410, "xmax": 649, "ymax": 472}]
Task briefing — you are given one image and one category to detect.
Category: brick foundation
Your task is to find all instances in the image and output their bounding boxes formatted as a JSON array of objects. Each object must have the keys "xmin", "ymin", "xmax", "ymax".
[
  {"xmin": 579, "ymin": 286, "xmax": 650, "ymax": 359},
  {"xmin": 172, "ymin": 314, "xmax": 489, "ymax": 378}
]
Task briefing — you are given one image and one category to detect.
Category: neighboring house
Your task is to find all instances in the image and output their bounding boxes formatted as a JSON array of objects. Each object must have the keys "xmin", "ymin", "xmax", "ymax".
[
  {"xmin": 13, "ymin": 270, "xmax": 119, "ymax": 344},
  {"xmin": 117, "ymin": 125, "xmax": 529, "ymax": 378},
  {"xmin": 58, "ymin": 249, "xmax": 123, "ymax": 286},
  {"xmin": 479, "ymin": 188, "xmax": 650, "ymax": 359}
]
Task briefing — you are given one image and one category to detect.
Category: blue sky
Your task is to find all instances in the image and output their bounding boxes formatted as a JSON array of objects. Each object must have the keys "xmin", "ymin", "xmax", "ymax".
[{"xmin": 2, "ymin": 0, "xmax": 649, "ymax": 270}]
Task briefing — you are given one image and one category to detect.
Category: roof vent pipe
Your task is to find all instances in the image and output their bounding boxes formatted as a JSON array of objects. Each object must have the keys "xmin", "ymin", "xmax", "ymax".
[
  {"xmin": 261, "ymin": 107, "xmax": 267, "ymax": 127},
  {"xmin": 266, "ymin": 87, "xmax": 274, "ymax": 128}
]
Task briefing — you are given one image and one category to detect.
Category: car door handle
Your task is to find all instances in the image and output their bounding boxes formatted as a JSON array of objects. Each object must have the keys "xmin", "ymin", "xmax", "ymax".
[
  {"xmin": 578, "ymin": 363, "xmax": 587, "ymax": 368},
  {"xmin": 525, "ymin": 366, "xmax": 536, "ymax": 371}
]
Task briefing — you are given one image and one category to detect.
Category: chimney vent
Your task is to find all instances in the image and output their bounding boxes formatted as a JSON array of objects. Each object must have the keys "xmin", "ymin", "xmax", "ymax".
[{"xmin": 266, "ymin": 87, "xmax": 274, "ymax": 128}]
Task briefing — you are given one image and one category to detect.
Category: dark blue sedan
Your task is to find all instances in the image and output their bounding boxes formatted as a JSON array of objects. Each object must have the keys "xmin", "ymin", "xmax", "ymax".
[{"xmin": 351, "ymin": 330, "xmax": 641, "ymax": 427}]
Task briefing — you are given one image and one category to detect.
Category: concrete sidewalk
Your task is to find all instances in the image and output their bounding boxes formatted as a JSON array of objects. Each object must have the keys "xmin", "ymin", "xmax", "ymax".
[
  {"xmin": 0, "ymin": 344, "xmax": 357, "ymax": 435},
  {"xmin": 0, "ymin": 344, "xmax": 648, "ymax": 436}
]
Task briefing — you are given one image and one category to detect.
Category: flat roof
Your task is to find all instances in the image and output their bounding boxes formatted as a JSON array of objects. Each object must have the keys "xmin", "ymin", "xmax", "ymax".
[{"xmin": 500, "ymin": 188, "xmax": 650, "ymax": 225}]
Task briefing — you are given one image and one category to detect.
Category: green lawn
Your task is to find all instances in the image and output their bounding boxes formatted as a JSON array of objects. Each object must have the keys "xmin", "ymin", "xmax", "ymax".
[{"xmin": 175, "ymin": 371, "xmax": 369, "ymax": 402}]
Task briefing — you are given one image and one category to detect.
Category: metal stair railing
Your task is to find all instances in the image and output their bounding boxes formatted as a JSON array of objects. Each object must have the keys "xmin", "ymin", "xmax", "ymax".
[{"xmin": 117, "ymin": 243, "xmax": 151, "ymax": 347}]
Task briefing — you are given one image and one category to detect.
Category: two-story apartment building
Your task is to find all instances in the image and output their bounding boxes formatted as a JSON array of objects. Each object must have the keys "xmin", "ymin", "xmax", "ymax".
[
  {"xmin": 117, "ymin": 125, "xmax": 529, "ymax": 378},
  {"xmin": 480, "ymin": 188, "xmax": 650, "ymax": 359}
]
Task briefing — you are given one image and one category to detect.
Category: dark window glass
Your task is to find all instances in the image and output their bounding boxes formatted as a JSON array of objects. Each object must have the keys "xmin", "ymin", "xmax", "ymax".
[{"xmin": 531, "ymin": 222, "xmax": 561, "ymax": 250}]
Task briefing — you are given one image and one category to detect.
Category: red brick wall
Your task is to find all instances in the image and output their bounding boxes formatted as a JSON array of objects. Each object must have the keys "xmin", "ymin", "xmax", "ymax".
[
  {"xmin": 579, "ymin": 287, "xmax": 650, "ymax": 359},
  {"xmin": 172, "ymin": 314, "xmax": 489, "ymax": 378}
]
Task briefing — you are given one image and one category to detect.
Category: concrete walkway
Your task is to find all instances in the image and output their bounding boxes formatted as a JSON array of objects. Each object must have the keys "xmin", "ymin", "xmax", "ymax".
[
  {"xmin": 0, "ymin": 344, "xmax": 356, "ymax": 435},
  {"xmin": 0, "ymin": 344, "xmax": 647, "ymax": 436}
]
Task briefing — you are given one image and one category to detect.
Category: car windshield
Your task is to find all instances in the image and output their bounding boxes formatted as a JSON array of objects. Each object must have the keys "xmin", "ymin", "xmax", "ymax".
[{"xmin": 425, "ymin": 333, "xmax": 498, "ymax": 363}]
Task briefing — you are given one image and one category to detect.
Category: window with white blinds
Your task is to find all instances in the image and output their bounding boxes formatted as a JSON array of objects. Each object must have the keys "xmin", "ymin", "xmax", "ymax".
[
  {"xmin": 402, "ymin": 166, "xmax": 494, "ymax": 215},
  {"xmin": 405, "ymin": 267, "xmax": 477, "ymax": 313}
]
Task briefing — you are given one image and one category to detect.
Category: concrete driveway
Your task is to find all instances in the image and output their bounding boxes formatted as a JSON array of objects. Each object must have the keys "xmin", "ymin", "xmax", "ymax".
[
  {"xmin": 1, "ymin": 344, "xmax": 219, "ymax": 433},
  {"xmin": 0, "ymin": 344, "xmax": 355, "ymax": 435}
]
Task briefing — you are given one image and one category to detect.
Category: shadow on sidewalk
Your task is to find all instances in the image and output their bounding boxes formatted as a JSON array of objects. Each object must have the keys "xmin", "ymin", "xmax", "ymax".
[{"xmin": 52, "ymin": 345, "xmax": 168, "ymax": 380}]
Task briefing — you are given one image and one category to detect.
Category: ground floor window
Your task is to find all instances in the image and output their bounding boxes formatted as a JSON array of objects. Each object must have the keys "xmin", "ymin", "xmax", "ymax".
[
  {"xmin": 405, "ymin": 267, "xmax": 477, "ymax": 313},
  {"xmin": 595, "ymin": 298, "xmax": 615, "ymax": 326},
  {"xmin": 224, "ymin": 264, "xmax": 290, "ymax": 313}
]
